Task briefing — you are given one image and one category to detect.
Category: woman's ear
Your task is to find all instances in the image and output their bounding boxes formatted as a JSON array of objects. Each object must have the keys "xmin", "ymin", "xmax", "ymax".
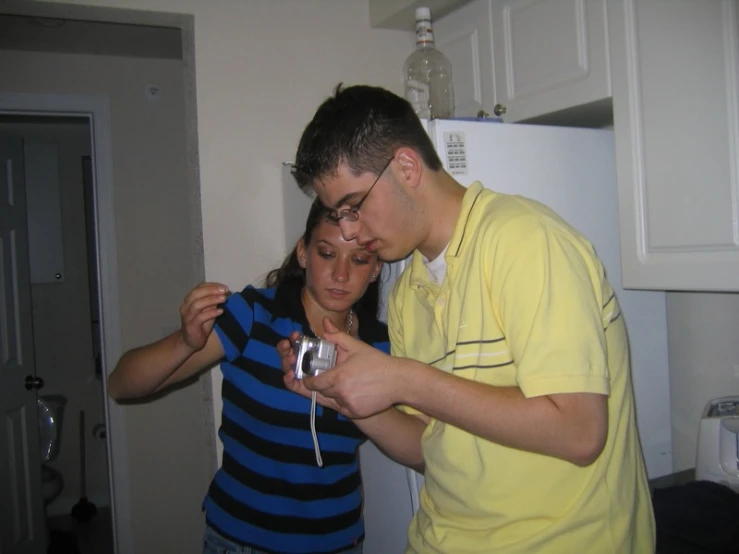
[
  {"xmin": 296, "ymin": 239, "xmax": 307, "ymax": 268},
  {"xmin": 370, "ymin": 261, "xmax": 383, "ymax": 282}
]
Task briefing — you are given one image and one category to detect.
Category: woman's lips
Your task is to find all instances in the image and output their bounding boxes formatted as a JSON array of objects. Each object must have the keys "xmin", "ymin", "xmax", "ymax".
[{"xmin": 326, "ymin": 289, "xmax": 349, "ymax": 298}]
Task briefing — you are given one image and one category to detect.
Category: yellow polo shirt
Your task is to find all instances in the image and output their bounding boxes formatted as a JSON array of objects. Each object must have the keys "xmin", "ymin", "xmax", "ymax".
[{"xmin": 388, "ymin": 183, "xmax": 655, "ymax": 554}]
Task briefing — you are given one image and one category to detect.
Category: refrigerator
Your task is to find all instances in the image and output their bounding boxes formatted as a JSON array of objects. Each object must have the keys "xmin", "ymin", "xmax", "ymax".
[{"xmin": 359, "ymin": 118, "xmax": 673, "ymax": 554}]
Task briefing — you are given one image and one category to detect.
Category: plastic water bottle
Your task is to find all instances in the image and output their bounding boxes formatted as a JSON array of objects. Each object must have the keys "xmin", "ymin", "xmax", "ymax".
[{"xmin": 403, "ymin": 7, "xmax": 454, "ymax": 119}]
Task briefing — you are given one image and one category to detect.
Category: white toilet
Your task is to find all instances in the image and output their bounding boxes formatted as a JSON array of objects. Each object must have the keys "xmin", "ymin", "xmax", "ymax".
[{"xmin": 37, "ymin": 395, "xmax": 67, "ymax": 505}]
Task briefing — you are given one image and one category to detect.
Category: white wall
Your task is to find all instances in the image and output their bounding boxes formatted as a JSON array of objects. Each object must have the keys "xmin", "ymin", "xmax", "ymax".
[
  {"xmin": 14, "ymin": 0, "xmax": 412, "ymax": 551},
  {"xmin": 0, "ymin": 50, "xmax": 212, "ymax": 551},
  {"xmin": 666, "ymin": 292, "xmax": 739, "ymax": 471},
  {"xmin": 32, "ymin": 0, "xmax": 412, "ymax": 457}
]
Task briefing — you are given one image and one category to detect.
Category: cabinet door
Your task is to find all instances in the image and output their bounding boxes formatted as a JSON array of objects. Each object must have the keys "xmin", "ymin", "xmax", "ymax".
[
  {"xmin": 435, "ymin": 0, "xmax": 496, "ymax": 118},
  {"xmin": 610, "ymin": 0, "xmax": 739, "ymax": 291},
  {"xmin": 492, "ymin": 0, "xmax": 611, "ymax": 122}
]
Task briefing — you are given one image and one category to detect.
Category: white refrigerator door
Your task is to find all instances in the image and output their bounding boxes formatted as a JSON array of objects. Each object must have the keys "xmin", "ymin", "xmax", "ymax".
[
  {"xmin": 359, "ymin": 438, "xmax": 418, "ymax": 554},
  {"xmin": 428, "ymin": 119, "xmax": 673, "ymax": 478},
  {"xmin": 360, "ymin": 259, "xmax": 421, "ymax": 554}
]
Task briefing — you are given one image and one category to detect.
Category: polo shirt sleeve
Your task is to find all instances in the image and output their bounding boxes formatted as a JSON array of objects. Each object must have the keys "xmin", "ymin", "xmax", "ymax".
[
  {"xmin": 388, "ymin": 279, "xmax": 425, "ymax": 416},
  {"xmin": 487, "ymin": 217, "xmax": 610, "ymax": 398},
  {"xmin": 214, "ymin": 286, "xmax": 256, "ymax": 363}
]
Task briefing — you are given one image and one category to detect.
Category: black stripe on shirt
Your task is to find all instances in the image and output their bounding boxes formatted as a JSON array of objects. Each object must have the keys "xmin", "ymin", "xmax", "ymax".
[
  {"xmin": 456, "ymin": 337, "xmax": 506, "ymax": 346},
  {"xmin": 218, "ymin": 307, "xmax": 249, "ymax": 356},
  {"xmin": 247, "ymin": 286, "xmax": 277, "ymax": 313},
  {"xmin": 452, "ymin": 360, "xmax": 514, "ymax": 371},
  {"xmin": 220, "ymin": 414, "xmax": 356, "ymax": 466},
  {"xmin": 208, "ymin": 480, "xmax": 362, "ymax": 535},
  {"xmin": 429, "ymin": 350, "xmax": 456, "ymax": 366},
  {"xmin": 221, "ymin": 451, "xmax": 361, "ymax": 501},
  {"xmin": 429, "ymin": 337, "xmax": 507, "ymax": 365},
  {"xmin": 230, "ymin": 355, "xmax": 286, "ymax": 389},
  {"xmin": 605, "ymin": 310, "xmax": 622, "ymax": 330},
  {"xmin": 206, "ymin": 520, "xmax": 364, "ymax": 554},
  {"xmin": 222, "ymin": 379, "xmax": 365, "ymax": 439},
  {"xmin": 249, "ymin": 318, "xmax": 288, "ymax": 347}
]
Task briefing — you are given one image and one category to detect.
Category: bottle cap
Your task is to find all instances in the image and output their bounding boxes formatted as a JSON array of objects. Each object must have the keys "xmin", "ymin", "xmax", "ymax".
[{"xmin": 415, "ymin": 7, "xmax": 431, "ymax": 21}]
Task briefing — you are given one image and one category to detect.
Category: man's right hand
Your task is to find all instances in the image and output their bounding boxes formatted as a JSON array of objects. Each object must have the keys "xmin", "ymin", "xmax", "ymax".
[{"xmin": 278, "ymin": 332, "xmax": 344, "ymax": 412}]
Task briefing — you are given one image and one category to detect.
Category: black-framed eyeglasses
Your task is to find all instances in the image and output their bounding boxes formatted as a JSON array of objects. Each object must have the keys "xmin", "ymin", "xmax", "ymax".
[{"xmin": 325, "ymin": 156, "xmax": 394, "ymax": 223}]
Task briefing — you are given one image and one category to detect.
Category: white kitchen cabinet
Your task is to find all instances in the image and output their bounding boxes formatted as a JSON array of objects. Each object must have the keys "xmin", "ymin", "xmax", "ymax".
[
  {"xmin": 434, "ymin": 0, "xmax": 611, "ymax": 122},
  {"xmin": 434, "ymin": 0, "xmax": 496, "ymax": 117},
  {"xmin": 609, "ymin": 0, "xmax": 739, "ymax": 291},
  {"xmin": 491, "ymin": 0, "xmax": 611, "ymax": 122}
]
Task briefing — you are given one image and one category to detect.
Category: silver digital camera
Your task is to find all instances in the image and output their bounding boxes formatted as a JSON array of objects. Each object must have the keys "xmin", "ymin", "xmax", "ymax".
[{"xmin": 293, "ymin": 335, "xmax": 337, "ymax": 379}]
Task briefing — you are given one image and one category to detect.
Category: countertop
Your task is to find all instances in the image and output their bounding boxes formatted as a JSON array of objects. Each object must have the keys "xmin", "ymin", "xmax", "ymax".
[{"xmin": 649, "ymin": 468, "xmax": 695, "ymax": 491}]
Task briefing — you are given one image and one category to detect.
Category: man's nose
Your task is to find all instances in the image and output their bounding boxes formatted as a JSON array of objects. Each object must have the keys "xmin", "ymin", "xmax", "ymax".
[{"xmin": 338, "ymin": 219, "xmax": 360, "ymax": 241}]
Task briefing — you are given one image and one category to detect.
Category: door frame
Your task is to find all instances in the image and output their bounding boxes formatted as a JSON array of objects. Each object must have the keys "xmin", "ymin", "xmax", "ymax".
[{"xmin": 0, "ymin": 92, "xmax": 133, "ymax": 554}]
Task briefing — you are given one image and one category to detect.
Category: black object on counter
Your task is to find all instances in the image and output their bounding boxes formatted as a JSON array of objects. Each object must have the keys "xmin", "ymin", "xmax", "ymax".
[{"xmin": 652, "ymin": 479, "xmax": 739, "ymax": 553}]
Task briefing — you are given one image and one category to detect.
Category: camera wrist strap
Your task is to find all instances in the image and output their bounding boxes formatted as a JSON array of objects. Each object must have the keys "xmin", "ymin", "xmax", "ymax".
[
  {"xmin": 307, "ymin": 310, "xmax": 352, "ymax": 468},
  {"xmin": 310, "ymin": 391, "xmax": 323, "ymax": 467}
]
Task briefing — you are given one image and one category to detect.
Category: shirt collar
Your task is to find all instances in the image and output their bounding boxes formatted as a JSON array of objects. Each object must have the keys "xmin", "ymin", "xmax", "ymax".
[
  {"xmin": 272, "ymin": 281, "xmax": 310, "ymax": 330},
  {"xmin": 408, "ymin": 182, "xmax": 486, "ymax": 288},
  {"xmin": 448, "ymin": 182, "xmax": 486, "ymax": 259}
]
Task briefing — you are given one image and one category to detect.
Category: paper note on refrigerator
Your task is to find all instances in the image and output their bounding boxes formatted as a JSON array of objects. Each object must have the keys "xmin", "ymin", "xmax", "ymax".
[{"xmin": 443, "ymin": 131, "xmax": 467, "ymax": 175}]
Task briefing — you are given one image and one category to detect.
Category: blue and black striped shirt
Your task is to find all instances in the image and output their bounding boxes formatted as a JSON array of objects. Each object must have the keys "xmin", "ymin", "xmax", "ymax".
[{"xmin": 203, "ymin": 285, "xmax": 390, "ymax": 554}]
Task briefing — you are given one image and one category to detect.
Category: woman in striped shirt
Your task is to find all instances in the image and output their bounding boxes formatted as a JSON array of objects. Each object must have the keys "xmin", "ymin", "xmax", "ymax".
[{"xmin": 109, "ymin": 199, "xmax": 389, "ymax": 554}]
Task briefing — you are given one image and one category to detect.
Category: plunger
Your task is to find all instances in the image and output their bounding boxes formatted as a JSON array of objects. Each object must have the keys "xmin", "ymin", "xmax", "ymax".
[{"xmin": 71, "ymin": 409, "xmax": 97, "ymax": 522}]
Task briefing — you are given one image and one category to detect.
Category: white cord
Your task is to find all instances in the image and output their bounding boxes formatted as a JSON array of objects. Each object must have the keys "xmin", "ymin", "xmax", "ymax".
[
  {"xmin": 307, "ymin": 310, "xmax": 353, "ymax": 469},
  {"xmin": 310, "ymin": 391, "xmax": 323, "ymax": 467}
]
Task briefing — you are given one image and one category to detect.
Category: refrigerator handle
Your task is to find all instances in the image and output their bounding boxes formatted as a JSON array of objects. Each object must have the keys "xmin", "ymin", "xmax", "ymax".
[{"xmin": 406, "ymin": 467, "xmax": 421, "ymax": 515}]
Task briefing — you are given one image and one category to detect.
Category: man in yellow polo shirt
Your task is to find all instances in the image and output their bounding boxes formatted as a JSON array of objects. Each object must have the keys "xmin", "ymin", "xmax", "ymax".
[{"xmin": 282, "ymin": 84, "xmax": 655, "ymax": 553}]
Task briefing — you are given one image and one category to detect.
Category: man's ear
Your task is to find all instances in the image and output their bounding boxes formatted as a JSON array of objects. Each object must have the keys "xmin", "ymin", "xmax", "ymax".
[{"xmin": 395, "ymin": 148, "xmax": 423, "ymax": 189}]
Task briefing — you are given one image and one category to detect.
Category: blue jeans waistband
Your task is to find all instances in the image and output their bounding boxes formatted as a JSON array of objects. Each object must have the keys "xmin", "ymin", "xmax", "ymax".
[{"xmin": 202, "ymin": 525, "xmax": 363, "ymax": 554}]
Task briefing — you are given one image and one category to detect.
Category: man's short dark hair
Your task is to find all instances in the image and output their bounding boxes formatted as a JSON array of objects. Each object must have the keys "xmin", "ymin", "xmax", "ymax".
[{"xmin": 292, "ymin": 84, "xmax": 443, "ymax": 192}]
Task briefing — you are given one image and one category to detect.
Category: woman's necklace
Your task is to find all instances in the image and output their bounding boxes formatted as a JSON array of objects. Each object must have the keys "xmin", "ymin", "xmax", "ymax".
[{"xmin": 309, "ymin": 309, "xmax": 353, "ymax": 338}]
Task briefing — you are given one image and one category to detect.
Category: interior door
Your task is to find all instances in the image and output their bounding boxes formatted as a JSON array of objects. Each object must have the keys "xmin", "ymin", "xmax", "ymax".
[{"xmin": 0, "ymin": 134, "xmax": 46, "ymax": 553}]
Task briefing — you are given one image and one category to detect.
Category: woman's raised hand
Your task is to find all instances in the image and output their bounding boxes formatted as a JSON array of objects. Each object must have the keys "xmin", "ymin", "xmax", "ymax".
[{"xmin": 180, "ymin": 282, "xmax": 230, "ymax": 351}]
